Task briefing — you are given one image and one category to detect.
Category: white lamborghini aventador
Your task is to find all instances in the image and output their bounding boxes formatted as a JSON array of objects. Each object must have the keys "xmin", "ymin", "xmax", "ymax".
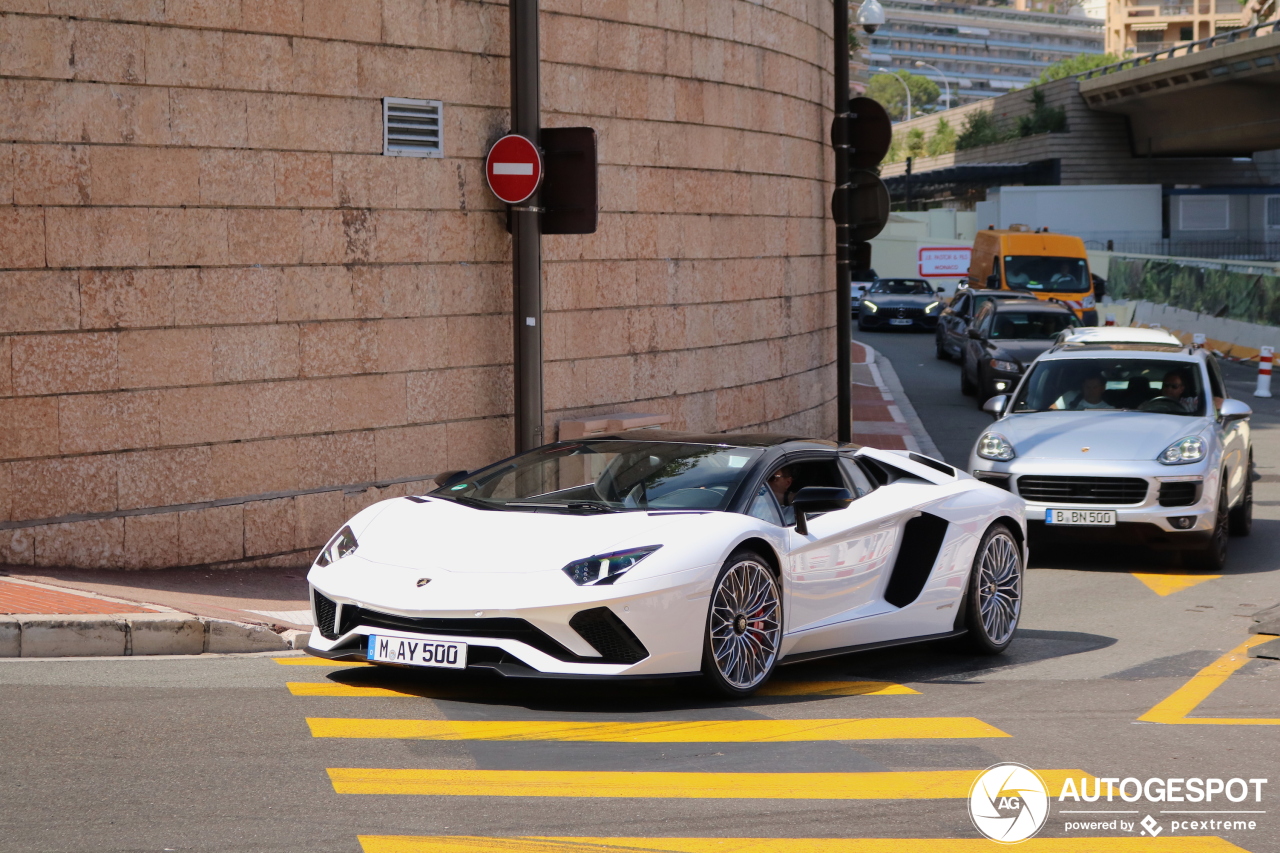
[{"xmin": 306, "ymin": 433, "xmax": 1028, "ymax": 696}]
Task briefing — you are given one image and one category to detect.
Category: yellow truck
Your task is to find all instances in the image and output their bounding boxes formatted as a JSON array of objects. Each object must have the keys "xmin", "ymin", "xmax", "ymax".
[{"xmin": 966, "ymin": 225, "xmax": 1099, "ymax": 326}]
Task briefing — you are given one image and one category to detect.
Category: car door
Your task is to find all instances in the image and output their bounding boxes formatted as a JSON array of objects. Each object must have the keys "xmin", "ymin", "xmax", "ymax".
[
  {"xmin": 776, "ymin": 454, "xmax": 904, "ymax": 636},
  {"xmin": 945, "ymin": 292, "xmax": 971, "ymax": 353}
]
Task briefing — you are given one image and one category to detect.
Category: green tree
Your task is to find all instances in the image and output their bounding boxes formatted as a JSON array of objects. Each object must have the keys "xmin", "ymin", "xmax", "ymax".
[
  {"xmin": 866, "ymin": 71, "xmax": 940, "ymax": 121},
  {"xmin": 1016, "ymin": 87, "xmax": 1067, "ymax": 136},
  {"xmin": 926, "ymin": 118, "xmax": 956, "ymax": 156},
  {"xmin": 905, "ymin": 128, "xmax": 926, "ymax": 158},
  {"xmin": 956, "ymin": 110, "xmax": 1012, "ymax": 150},
  {"xmin": 1032, "ymin": 52, "xmax": 1120, "ymax": 85}
]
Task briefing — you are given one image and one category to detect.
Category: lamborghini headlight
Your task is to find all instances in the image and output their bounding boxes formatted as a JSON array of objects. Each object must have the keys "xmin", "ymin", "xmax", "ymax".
[
  {"xmin": 562, "ymin": 545, "xmax": 662, "ymax": 586},
  {"xmin": 976, "ymin": 433, "xmax": 1016, "ymax": 461},
  {"xmin": 862, "ymin": 300, "xmax": 879, "ymax": 313},
  {"xmin": 1158, "ymin": 436, "xmax": 1205, "ymax": 465},
  {"xmin": 315, "ymin": 525, "xmax": 358, "ymax": 567}
]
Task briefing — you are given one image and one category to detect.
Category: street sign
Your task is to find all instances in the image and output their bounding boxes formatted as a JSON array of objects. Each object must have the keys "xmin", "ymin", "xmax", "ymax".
[
  {"xmin": 918, "ymin": 246, "xmax": 972, "ymax": 278},
  {"xmin": 832, "ymin": 170, "xmax": 890, "ymax": 242},
  {"xmin": 486, "ymin": 134, "xmax": 543, "ymax": 204},
  {"xmin": 540, "ymin": 127, "xmax": 598, "ymax": 235},
  {"xmin": 831, "ymin": 97, "xmax": 892, "ymax": 170}
]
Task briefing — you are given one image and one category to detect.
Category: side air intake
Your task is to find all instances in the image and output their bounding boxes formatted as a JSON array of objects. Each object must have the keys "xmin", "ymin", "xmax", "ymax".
[
  {"xmin": 569, "ymin": 607, "xmax": 649, "ymax": 664},
  {"xmin": 884, "ymin": 513, "xmax": 950, "ymax": 608}
]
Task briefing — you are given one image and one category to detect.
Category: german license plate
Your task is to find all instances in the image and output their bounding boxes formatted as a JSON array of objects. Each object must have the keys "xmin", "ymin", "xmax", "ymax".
[
  {"xmin": 889, "ymin": 318, "xmax": 913, "ymax": 326},
  {"xmin": 368, "ymin": 634, "xmax": 467, "ymax": 669},
  {"xmin": 1045, "ymin": 508, "xmax": 1116, "ymax": 526}
]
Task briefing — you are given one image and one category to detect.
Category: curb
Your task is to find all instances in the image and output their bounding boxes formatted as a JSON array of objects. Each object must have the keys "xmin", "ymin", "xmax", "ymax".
[
  {"xmin": 857, "ymin": 342, "xmax": 945, "ymax": 460},
  {"xmin": 0, "ymin": 613, "xmax": 311, "ymax": 658}
]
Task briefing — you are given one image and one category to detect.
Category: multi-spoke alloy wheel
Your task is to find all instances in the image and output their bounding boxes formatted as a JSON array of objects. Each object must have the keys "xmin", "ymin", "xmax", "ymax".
[
  {"xmin": 963, "ymin": 523, "xmax": 1022, "ymax": 654},
  {"xmin": 702, "ymin": 551, "xmax": 781, "ymax": 696}
]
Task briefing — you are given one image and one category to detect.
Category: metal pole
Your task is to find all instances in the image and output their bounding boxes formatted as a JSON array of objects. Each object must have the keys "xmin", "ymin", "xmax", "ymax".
[
  {"xmin": 835, "ymin": 1, "xmax": 852, "ymax": 444},
  {"xmin": 510, "ymin": 0, "xmax": 544, "ymax": 452},
  {"xmin": 876, "ymin": 67, "xmax": 911, "ymax": 122},
  {"xmin": 914, "ymin": 60, "xmax": 951, "ymax": 109}
]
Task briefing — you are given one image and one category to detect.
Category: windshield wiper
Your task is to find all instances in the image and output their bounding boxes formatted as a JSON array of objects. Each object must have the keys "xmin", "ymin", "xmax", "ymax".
[
  {"xmin": 432, "ymin": 493, "xmax": 496, "ymax": 510},
  {"xmin": 503, "ymin": 500, "xmax": 620, "ymax": 513}
]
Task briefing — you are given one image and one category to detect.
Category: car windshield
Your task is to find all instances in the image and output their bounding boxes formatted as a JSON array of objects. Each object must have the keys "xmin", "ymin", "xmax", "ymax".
[
  {"xmin": 1003, "ymin": 256, "xmax": 1089, "ymax": 293},
  {"xmin": 432, "ymin": 441, "xmax": 764, "ymax": 512},
  {"xmin": 870, "ymin": 279, "xmax": 931, "ymax": 294},
  {"xmin": 1010, "ymin": 358, "xmax": 1206, "ymax": 415},
  {"xmin": 988, "ymin": 311, "xmax": 1079, "ymax": 339}
]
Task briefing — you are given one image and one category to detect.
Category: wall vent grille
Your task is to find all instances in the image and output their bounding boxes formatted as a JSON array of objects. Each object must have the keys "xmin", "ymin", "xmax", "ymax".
[{"xmin": 383, "ymin": 97, "xmax": 443, "ymax": 158}]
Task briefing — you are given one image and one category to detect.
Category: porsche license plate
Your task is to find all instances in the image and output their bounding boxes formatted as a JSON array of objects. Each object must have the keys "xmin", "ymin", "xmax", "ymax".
[
  {"xmin": 1045, "ymin": 509, "xmax": 1116, "ymax": 526},
  {"xmin": 889, "ymin": 318, "xmax": 913, "ymax": 326},
  {"xmin": 368, "ymin": 634, "xmax": 467, "ymax": 669}
]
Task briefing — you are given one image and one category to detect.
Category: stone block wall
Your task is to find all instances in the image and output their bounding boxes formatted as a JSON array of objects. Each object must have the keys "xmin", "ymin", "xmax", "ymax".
[{"xmin": 0, "ymin": 0, "xmax": 836, "ymax": 569}]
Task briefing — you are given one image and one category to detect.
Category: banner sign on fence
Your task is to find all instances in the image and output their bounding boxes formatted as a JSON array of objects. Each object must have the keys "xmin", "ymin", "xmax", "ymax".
[{"xmin": 919, "ymin": 247, "xmax": 972, "ymax": 278}]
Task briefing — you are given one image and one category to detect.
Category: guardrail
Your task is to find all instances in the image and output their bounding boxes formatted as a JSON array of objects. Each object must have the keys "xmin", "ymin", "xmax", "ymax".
[
  {"xmin": 1084, "ymin": 239, "xmax": 1280, "ymax": 262},
  {"xmin": 1078, "ymin": 18, "xmax": 1280, "ymax": 80}
]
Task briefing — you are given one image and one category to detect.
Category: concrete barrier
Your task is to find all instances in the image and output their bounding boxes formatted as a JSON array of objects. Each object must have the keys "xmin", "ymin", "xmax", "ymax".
[{"xmin": 0, "ymin": 613, "xmax": 295, "ymax": 658}]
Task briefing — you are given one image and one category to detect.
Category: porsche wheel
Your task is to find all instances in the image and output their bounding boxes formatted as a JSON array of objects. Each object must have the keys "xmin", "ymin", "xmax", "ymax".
[
  {"xmin": 962, "ymin": 523, "xmax": 1022, "ymax": 654},
  {"xmin": 702, "ymin": 550, "xmax": 781, "ymax": 697},
  {"xmin": 1186, "ymin": 484, "xmax": 1230, "ymax": 572}
]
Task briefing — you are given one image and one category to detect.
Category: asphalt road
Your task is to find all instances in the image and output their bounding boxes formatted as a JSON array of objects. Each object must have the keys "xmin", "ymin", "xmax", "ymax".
[{"xmin": 1, "ymin": 332, "xmax": 1277, "ymax": 853}]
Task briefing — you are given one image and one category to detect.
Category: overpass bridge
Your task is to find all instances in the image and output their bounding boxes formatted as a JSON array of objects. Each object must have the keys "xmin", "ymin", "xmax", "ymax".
[{"xmin": 1078, "ymin": 23, "xmax": 1280, "ymax": 157}]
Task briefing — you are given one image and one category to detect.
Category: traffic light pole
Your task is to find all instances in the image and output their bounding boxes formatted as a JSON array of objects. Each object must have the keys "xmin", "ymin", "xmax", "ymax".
[
  {"xmin": 511, "ymin": 0, "xmax": 544, "ymax": 453},
  {"xmin": 834, "ymin": 2, "xmax": 853, "ymax": 444}
]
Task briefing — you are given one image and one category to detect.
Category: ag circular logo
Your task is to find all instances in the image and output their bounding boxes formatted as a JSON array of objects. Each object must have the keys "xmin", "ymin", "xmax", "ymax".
[{"xmin": 969, "ymin": 763, "xmax": 1050, "ymax": 843}]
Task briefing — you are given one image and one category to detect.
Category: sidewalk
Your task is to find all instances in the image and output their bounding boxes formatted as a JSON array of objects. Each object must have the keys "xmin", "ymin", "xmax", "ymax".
[
  {"xmin": 850, "ymin": 340, "xmax": 943, "ymax": 457},
  {"xmin": 0, "ymin": 567, "xmax": 311, "ymax": 658}
]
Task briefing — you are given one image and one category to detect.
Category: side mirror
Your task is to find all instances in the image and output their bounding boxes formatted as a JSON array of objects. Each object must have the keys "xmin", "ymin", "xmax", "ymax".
[
  {"xmin": 982, "ymin": 395, "xmax": 1009, "ymax": 417},
  {"xmin": 986, "ymin": 274, "xmax": 1000, "ymax": 289},
  {"xmin": 1219, "ymin": 399, "xmax": 1251, "ymax": 423},
  {"xmin": 968, "ymin": 327, "xmax": 983, "ymax": 339},
  {"xmin": 1092, "ymin": 275, "xmax": 1107, "ymax": 300},
  {"xmin": 791, "ymin": 486, "xmax": 853, "ymax": 535},
  {"xmin": 936, "ymin": 286, "xmax": 946, "ymax": 294},
  {"xmin": 434, "ymin": 469, "xmax": 469, "ymax": 488}
]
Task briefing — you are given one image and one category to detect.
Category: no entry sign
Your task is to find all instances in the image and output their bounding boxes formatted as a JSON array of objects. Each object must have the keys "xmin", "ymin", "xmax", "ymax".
[{"xmin": 486, "ymin": 134, "xmax": 542, "ymax": 204}]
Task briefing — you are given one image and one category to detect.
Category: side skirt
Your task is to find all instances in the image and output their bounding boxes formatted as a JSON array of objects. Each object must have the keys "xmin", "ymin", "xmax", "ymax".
[{"xmin": 777, "ymin": 629, "xmax": 968, "ymax": 666}]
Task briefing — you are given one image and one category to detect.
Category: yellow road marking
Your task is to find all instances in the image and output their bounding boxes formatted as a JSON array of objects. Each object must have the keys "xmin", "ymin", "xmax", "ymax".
[
  {"xmin": 360, "ymin": 837, "xmax": 1250, "ymax": 853},
  {"xmin": 1130, "ymin": 572, "xmax": 1219, "ymax": 597},
  {"xmin": 329, "ymin": 768, "xmax": 1088, "ymax": 799},
  {"xmin": 274, "ymin": 657, "xmax": 370, "ymax": 667},
  {"xmin": 287, "ymin": 680, "xmax": 917, "ymax": 699},
  {"xmin": 757, "ymin": 680, "xmax": 918, "ymax": 696},
  {"xmin": 307, "ymin": 717, "xmax": 1008, "ymax": 742},
  {"xmin": 1139, "ymin": 634, "xmax": 1280, "ymax": 725}
]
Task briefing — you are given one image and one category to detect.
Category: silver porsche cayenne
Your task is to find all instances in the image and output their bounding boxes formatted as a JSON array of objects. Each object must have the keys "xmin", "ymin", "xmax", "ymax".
[{"xmin": 968, "ymin": 328, "xmax": 1253, "ymax": 571}]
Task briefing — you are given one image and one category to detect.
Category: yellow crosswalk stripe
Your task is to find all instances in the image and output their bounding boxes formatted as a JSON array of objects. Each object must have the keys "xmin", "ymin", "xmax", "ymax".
[
  {"xmin": 1139, "ymin": 634, "xmax": 1280, "ymax": 725},
  {"xmin": 360, "ymin": 836, "xmax": 1250, "ymax": 853},
  {"xmin": 758, "ymin": 680, "xmax": 918, "ymax": 696},
  {"xmin": 287, "ymin": 680, "xmax": 917, "ymax": 699},
  {"xmin": 307, "ymin": 717, "xmax": 1008, "ymax": 742},
  {"xmin": 329, "ymin": 768, "xmax": 1088, "ymax": 799},
  {"xmin": 274, "ymin": 657, "xmax": 370, "ymax": 667},
  {"xmin": 1131, "ymin": 572, "xmax": 1219, "ymax": 596}
]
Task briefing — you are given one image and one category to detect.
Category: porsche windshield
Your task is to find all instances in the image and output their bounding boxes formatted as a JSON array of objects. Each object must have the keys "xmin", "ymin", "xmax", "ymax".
[
  {"xmin": 433, "ymin": 441, "xmax": 764, "ymax": 512},
  {"xmin": 1010, "ymin": 358, "xmax": 1205, "ymax": 415},
  {"xmin": 1003, "ymin": 256, "xmax": 1089, "ymax": 293}
]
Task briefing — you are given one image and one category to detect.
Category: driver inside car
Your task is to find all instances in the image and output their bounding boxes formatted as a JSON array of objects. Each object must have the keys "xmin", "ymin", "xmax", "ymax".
[
  {"xmin": 767, "ymin": 466, "xmax": 797, "ymax": 525},
  {"xmin": 1159, "ymin": 368, "xmax": 1221, "ymax": 413}
]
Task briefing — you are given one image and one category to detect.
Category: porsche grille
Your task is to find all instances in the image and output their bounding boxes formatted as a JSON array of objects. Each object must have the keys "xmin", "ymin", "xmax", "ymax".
[{"xmin": 1017, "ymin": 475, "xmax": 1148, "ymax": 505}]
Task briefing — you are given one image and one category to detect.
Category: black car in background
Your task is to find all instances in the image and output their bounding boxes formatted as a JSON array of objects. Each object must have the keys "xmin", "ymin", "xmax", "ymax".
[
  {"xmin": 935, "ymin": 288, "xmax": 1042, "ymax": 361},
  {"xmin": 959, "ymin": 298, "xmax": 1080, "ymax": 406},
  {"xmin": 857, "ymin": 279, "xmax": 944, "ymax": 332}
]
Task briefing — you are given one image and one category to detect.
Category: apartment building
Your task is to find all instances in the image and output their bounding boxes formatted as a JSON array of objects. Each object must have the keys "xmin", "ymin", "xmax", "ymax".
[
  {"xmin": 866, "ymin": 0, "xmax": 1105, "ymax": 106},
  {"xmin": 1106, "ymin": 0, "xmax": 1255, "ymax": 55}
]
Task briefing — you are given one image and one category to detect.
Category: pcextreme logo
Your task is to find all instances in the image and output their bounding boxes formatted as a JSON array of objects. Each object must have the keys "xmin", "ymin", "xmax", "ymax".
[{"xmin": 968, "ymin": 763, "xmax": 1051, "ymax": 843}]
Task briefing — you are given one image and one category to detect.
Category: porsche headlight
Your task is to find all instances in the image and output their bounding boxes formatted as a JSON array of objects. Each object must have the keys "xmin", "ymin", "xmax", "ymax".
[
  {"xmin": 862, "ymin": 300, "xmax": 879, "ymax": 313},
  {"xmin": 989, "ymin": 358, "xmax": 1019, "ymax": 373},
  {"xmin": 925, "ymin": 301, "xmax": 940, "ymax": 314},
  {"xmin": 562, "ymin": 545, "xmax": 662, "ymax": 586},
  {"xmin": 315, "ymin": 525, "xmax": 358, "ymax": 567},
  {"xmin": 1158, "ymin": 436, "xmax": 1206, "ymax": 465},
  {"xmin": 976, "ymin": 433, "xmax": 1016, "ymax": 461}
]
